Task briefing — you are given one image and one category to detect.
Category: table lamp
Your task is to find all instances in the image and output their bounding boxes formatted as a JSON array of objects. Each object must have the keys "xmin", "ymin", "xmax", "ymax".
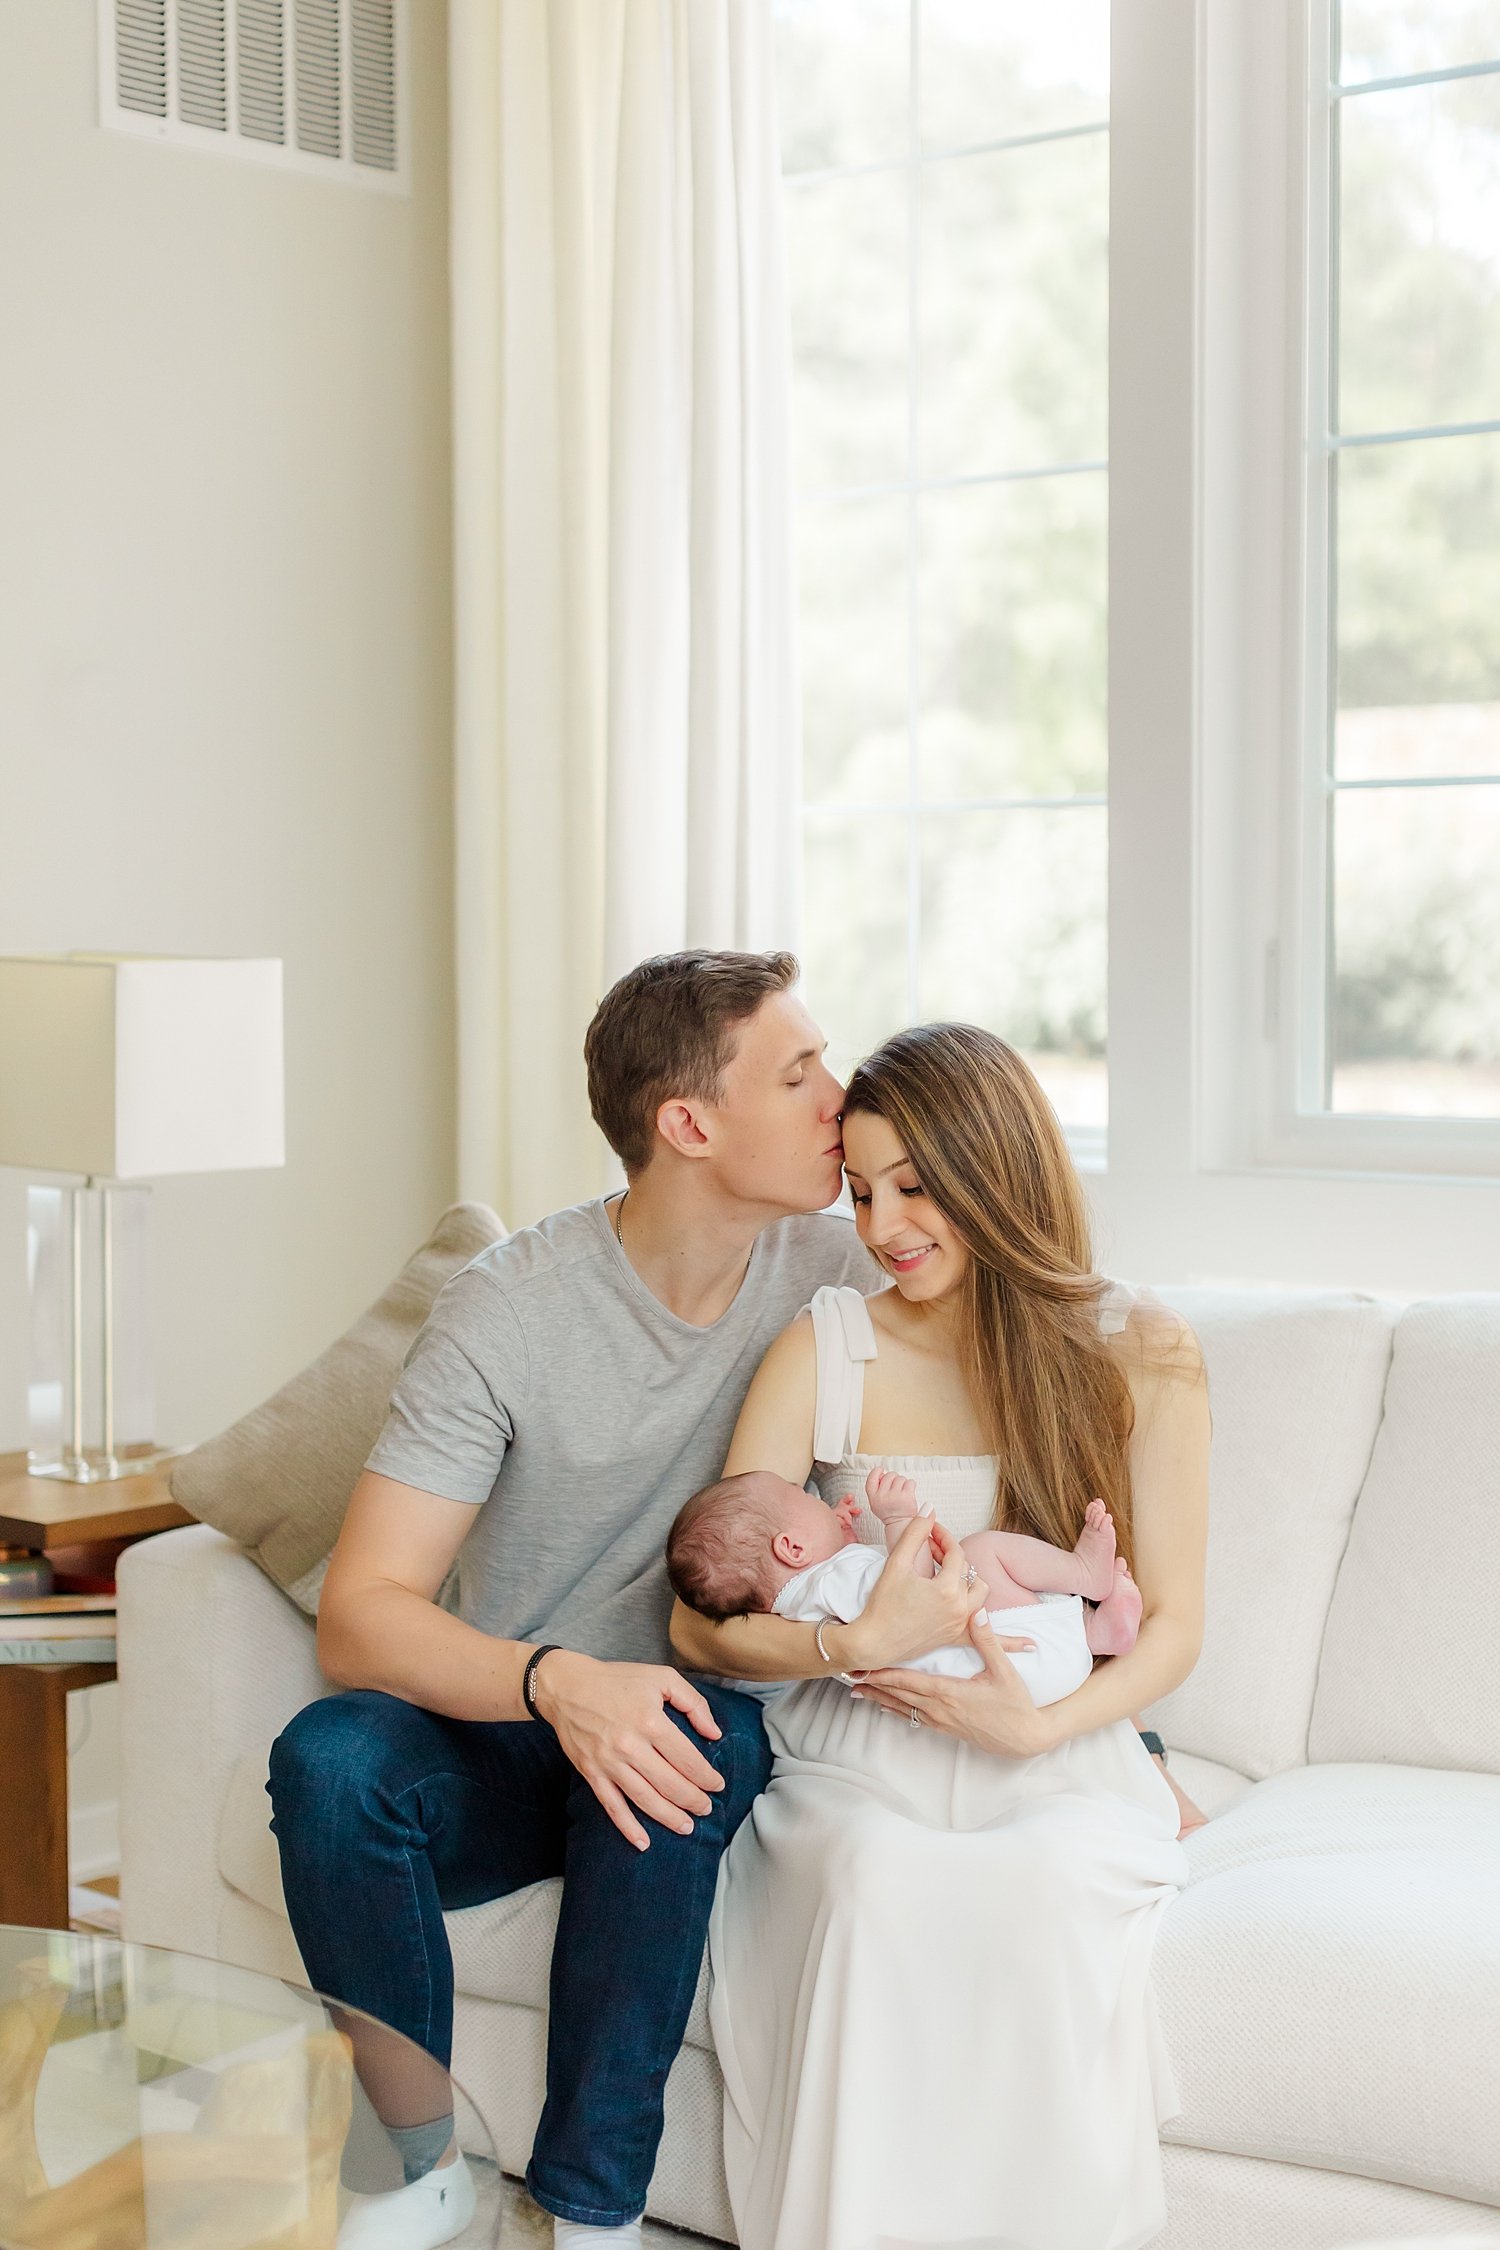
[{"xmin": 0, "ymin": 953, "xmax": 285, "ymax": 1481}]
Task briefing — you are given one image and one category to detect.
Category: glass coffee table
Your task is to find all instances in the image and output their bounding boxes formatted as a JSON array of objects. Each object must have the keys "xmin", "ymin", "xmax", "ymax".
[{"xmin": 0, "ymin": 1925, "xmax": 499, "ymax": 2248}]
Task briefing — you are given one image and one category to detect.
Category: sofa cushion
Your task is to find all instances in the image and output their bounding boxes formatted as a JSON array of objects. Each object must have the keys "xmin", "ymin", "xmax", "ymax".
[
  {"xmin": 1310, "ymin": 1297, "xmax": 1500, "ymax": 1778},
  {"xmin": 1143, "ymin": 1288, "xmax": 1395, "ymax": 1780},
  {"xmin": 1153, "ymin": 1761, "xmax": 1500, "ymax": 2206},
  {"xmin": 171, "ymin": 1202, "xmax": 506, "ymax": 1612}
]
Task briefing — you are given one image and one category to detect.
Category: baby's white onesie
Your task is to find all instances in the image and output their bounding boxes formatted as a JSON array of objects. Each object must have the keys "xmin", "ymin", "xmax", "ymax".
[{"xmin": 772, "ymin": 1545, "xmax": 1095, "ymax": 1709}]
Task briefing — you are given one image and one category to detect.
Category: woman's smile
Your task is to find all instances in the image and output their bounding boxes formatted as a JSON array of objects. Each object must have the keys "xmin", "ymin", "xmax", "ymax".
[{"xmin": 885, "ymin": 1242, "xmax": 936, "ymax": 1271}]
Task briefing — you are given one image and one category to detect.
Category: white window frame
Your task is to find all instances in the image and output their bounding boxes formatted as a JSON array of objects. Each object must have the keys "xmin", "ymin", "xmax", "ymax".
[{"xmin": 1194, "ymin": 0, "xmax": 1500, "ymax": 1181}]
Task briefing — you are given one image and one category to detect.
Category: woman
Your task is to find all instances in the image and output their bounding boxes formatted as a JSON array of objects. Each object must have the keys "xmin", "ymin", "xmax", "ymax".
[{"xmin": 669, "ymin": 1024, "xmax": 1210, "ymax": 2250}]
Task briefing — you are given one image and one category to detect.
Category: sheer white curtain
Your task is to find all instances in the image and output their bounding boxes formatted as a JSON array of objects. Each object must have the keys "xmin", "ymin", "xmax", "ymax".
[{"xmin": 449, "ymin": 0, "xmax": 800, "ymax": 1225}]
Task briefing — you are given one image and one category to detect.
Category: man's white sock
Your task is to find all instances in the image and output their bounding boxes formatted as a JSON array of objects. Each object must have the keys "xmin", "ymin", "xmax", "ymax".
[{"xmin": 552, "ymin": 2222, "xmax": 643, "ymax": 2248}]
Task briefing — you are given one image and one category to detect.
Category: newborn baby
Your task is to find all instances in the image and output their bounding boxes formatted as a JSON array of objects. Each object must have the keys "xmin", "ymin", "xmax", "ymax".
[{"xmin": 666, "ymin": 1467, "xmax": 1143, "ymax": 1707}]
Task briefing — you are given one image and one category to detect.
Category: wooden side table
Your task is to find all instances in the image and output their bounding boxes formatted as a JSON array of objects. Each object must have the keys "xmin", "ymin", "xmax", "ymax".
[{"xmin": 0, "ymin": 1455, "xmax": 194, "ymax": 1930}]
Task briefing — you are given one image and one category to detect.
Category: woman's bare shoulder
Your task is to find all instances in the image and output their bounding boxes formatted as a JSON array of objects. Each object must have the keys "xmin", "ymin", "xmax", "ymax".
[
  {"xmin": 1106, "ymin": 1287, "xmax": 1207, "ymax": 1390},
  {"xmin": 723, "ymin": 1307, "xmax": 819, "ymax": 1479}
]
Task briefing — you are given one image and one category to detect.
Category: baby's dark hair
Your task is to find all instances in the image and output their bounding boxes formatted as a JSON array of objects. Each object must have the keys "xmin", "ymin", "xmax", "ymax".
[{"xmin": 666, "ymin": 1472, "xmax": 788, "ymax": 1621}]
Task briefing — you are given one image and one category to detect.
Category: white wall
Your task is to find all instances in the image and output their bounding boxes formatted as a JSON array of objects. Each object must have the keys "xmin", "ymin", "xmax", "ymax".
[{"xmin": 0, "ymin": 0, "xmax": 455, "ymax": 1869}]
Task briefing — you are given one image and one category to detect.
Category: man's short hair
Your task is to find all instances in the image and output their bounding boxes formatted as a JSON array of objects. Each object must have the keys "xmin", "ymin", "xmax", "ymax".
[
  {"xmin": 585, "ymin": 949, "xmax": 799, "ymax": 1175},
  {"xmin": 666, "ymin": 1474, "xmax": 786, "ymax": 1621}
]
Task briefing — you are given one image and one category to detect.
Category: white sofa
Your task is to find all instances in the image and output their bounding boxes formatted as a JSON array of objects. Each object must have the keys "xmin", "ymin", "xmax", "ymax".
[{"xmin": 117, "ymin": 1285, "xmax": 1500, "ymax": 2250}]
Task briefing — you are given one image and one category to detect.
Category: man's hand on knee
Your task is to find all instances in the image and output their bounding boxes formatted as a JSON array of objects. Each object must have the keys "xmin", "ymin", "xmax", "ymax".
[{"xmin": 531, "ymin": 1653, "xmax": 727, "ymax": 1853}]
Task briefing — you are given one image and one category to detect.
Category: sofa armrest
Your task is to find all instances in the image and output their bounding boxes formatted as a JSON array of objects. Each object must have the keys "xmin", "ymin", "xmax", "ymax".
[{"xmin": 116, "ymin": 1524, "xmax": 326, "ymax": 1958}]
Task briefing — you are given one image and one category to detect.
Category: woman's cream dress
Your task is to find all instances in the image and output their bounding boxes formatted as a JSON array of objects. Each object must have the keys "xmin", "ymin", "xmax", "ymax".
[{"xmin": 707, "ymin": 1282, "xmax": 1190, "ymax": 2250}]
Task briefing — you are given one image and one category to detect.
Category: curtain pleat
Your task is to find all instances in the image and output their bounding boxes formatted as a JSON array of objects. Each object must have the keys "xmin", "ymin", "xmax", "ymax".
[{"xmin": 449, "ymin": 0, "xmax": 799, "ymax": 1225}]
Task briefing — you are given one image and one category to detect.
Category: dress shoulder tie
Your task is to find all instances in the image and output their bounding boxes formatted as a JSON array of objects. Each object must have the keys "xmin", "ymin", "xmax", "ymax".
[
  {"xmin": 1095, "ymin": 1277, "xmax": 1139, "ymax": 1337},
  {"xmin": 807, "ymin": 1284, "xmax": 878, "ymax": 1466}
]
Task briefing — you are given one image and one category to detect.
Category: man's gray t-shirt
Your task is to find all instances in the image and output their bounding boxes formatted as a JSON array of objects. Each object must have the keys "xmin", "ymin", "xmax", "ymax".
[{"xmin": 365, "ymin": 1198, "xmax": 880, "ymax": 1665}]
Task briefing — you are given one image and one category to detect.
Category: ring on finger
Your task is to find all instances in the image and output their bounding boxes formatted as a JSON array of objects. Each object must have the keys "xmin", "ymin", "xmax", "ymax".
[{"xmin": 908, "ymin": 1705, "xmax": 922, "ymax": 1729}]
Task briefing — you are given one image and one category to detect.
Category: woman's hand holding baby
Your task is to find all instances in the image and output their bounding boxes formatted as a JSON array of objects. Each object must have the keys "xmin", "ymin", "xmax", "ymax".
[
  {"xmin": 857, "ymin": 1603, "xmax": 1056, "ymax": 1756},
  {"xmin": 841, "ymin": 1516, "xmax": 1034, "ymax": 1673}
]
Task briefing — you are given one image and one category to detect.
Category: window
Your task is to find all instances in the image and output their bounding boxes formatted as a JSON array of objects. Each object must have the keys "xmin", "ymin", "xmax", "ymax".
[
  {"xmin": 774, "ymin": 2, "xmax": 1111, "ymax": 1143},
  {"xmin": 1306, "ymin": 1, "xmax": 1500, "ymax": 1124}
]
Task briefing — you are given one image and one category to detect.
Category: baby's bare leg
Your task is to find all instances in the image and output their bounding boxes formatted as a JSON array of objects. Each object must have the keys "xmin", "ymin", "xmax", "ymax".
[
  {"xmin": 962, "ymin": 1499, "xmax": 1118, "ymax": 1604},
  {"xmin": 1085, "ymin": 1556, "xmax": 1143, "ymax": 1655},
  {"xmin": 956, "ymin": 1530, "xmax": 1038, "ymax": 1609}
]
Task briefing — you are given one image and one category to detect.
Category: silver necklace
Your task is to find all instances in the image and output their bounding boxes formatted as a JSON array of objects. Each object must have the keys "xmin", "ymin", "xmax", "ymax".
[{"xmin": 612, "ymin": 1190, "xmax": 628, "ymax": 1248}]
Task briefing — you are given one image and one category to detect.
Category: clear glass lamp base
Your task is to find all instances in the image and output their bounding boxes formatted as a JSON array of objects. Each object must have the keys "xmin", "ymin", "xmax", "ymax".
[
  {"xmin": 27, "ymin": 1442, "xmax": 181, "ymax": 1486},
  {"xmin": 26, "ymin": 1183, "xmax": 176, "ymax": 1485}
]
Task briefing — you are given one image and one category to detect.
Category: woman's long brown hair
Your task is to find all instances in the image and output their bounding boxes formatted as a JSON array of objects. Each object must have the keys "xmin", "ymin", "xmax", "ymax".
[{"xmin": 844, "ymin": 1023, "xmax": 1151, "ymax": 1572}]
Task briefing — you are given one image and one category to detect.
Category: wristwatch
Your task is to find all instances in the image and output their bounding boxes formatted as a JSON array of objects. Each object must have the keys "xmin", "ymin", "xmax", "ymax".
[{"xmin": 1137, "ymin": 1728, "xmax": 1168, "ymax": 1763}]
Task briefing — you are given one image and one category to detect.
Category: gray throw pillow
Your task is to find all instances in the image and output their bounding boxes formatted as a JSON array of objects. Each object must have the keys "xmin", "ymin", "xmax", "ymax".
[{"xmin": 170, "ymin": 1201, "xmax": 506, "ymax": 1612}]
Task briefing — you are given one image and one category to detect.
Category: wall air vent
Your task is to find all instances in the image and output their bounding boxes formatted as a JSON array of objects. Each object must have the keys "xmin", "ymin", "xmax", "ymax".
[{"xmin": 99, "ymin": 0, "xmax": 408, "ymax": 191}]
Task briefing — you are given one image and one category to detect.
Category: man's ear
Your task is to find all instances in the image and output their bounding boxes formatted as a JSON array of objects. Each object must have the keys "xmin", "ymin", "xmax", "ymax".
[{"xmin": 654, "ymin": 1098, "xmax": 712, "ymax": 1162}]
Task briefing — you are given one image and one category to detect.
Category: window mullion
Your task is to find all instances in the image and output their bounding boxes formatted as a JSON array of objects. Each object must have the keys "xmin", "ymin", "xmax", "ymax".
[{"xmin": 1292, "ymin": 0, "xmax": 1339, "ymax": 1124}]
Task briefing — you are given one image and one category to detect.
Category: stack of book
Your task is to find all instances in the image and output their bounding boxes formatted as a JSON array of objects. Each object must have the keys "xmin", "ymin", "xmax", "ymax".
[{"xmin": 0, "ymin": 1592, "xmax": 116, "ymax": 1664}]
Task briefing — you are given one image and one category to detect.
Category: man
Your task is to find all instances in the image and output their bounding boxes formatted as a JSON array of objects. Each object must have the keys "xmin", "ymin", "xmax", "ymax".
[{"xmin": 269, "ymin": 950, "xmax": 899, "ymax": 2249}]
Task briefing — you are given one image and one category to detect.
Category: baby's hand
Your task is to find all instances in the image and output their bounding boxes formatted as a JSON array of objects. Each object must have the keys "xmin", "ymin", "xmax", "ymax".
[
  {"xmin": 864, "ymin": 1466, "xmax": 919, "ymax": 1527},
  {"xmin": 833, "ymin": 1490, "xmax": 863, "ymax": 1537}
]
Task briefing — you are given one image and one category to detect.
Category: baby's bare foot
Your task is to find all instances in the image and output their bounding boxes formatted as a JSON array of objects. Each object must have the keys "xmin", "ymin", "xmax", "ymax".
[
  {"xmin": 1072, "ymin": 1497, "xmax": 1118, "ymax": 1599},
  {"xmin": 865, "ymin": 1466, "xmax": 919, "ymax": 1526},
  {"xmin": 1088, "ymin": 1556, "xmax": 1143, "ymax": 1656}
]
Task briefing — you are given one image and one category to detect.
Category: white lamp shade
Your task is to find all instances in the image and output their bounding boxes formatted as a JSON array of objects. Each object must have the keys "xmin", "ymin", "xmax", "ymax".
[{"xmin": 0, "ymin": 954, "xmax": 285, "ymax": 1179}]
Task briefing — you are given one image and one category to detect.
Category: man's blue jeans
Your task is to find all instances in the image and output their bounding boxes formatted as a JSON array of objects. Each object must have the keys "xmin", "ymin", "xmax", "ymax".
[{"xmin": 266, "ymin": 1676, "xmax": 772, "ymax": 2228}]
